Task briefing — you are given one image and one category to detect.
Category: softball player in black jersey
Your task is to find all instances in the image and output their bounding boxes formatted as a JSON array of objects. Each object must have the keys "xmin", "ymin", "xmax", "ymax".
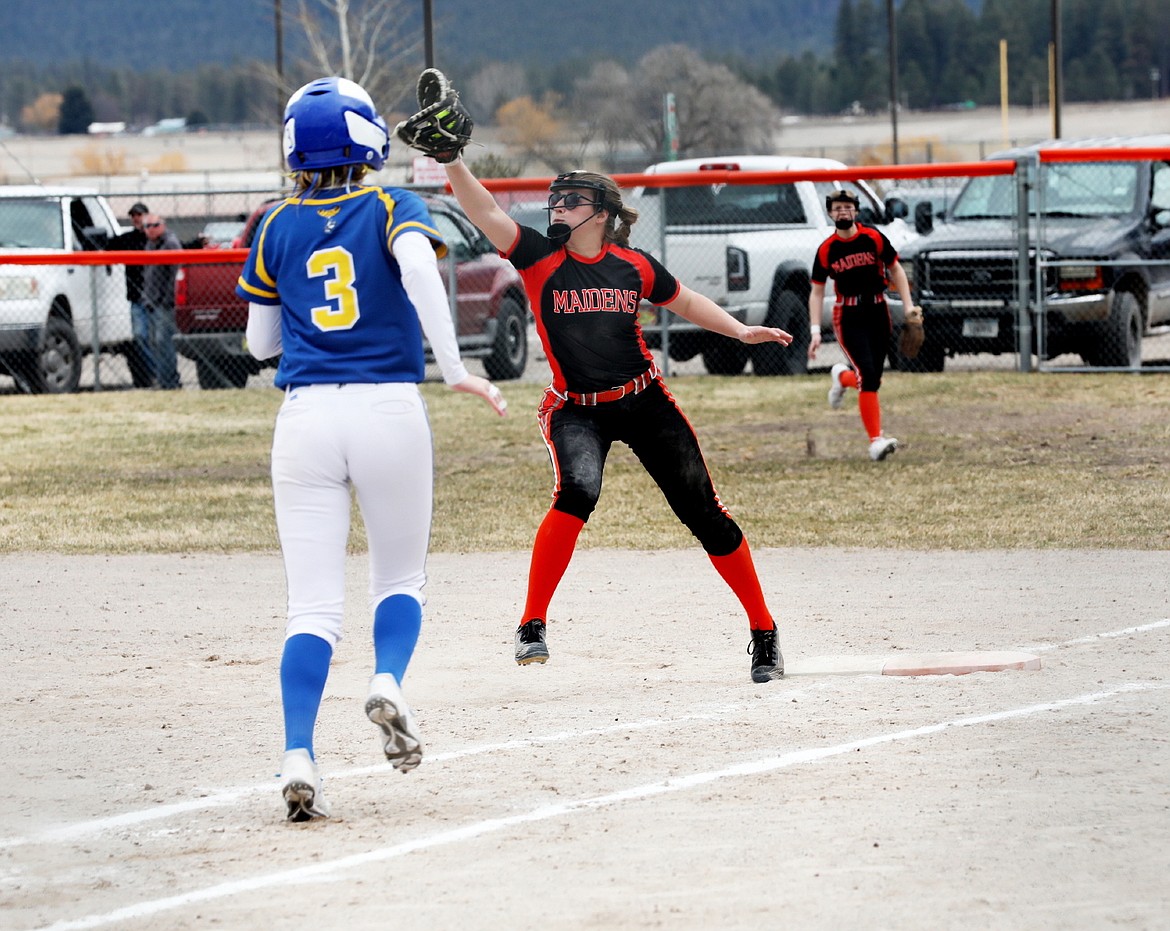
[
  {"xmin": 808, "ymin": 189, "xmax": 916, "ymax": 461},
  {"xmin": 443, "ymin": 159, "xmax": 793, "ymax": 682}
]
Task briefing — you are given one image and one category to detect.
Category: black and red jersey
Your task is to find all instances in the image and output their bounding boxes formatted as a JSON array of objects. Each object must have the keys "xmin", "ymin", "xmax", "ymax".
[
  {"xmin": 811, "ymin": 224, "xmax": 899, "ymax": 303},
  {"xmin": 504, "ymin": 225, "xmax": 680, "ymax": 394}
]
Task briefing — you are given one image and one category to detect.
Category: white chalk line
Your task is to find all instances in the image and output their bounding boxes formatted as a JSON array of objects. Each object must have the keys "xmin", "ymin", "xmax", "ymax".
[
  {"xmin": 0, "ymin": 708, "xmax": 733, "ymax": 851},
  {"xmin": 4, "ymin": 616, "xmax": 1167, "ymax": 853},
  {"xmin": 25, "ymin": 680, "xmax": 1170, "ymax": 931},
  {"xmin": 1024, "ymin": 617, "xmax": 1170, "ymax": 652}
]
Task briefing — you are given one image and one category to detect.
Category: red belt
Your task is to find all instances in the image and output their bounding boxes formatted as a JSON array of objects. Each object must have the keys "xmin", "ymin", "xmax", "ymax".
[{"xmin": 566, "ymin": 364, "xmax": 660, "ymax": 406}]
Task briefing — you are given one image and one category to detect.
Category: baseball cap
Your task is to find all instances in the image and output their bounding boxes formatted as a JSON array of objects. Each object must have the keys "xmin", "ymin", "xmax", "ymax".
[{"xmin": 128, "ymin": 202, "xmax": 149, "ymax": 216}]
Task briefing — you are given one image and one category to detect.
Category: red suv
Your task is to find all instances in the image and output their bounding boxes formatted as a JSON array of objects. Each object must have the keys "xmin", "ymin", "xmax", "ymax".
[{"xmin": 174, "ymin": 192, "xmax": 530, "ymax": 388}]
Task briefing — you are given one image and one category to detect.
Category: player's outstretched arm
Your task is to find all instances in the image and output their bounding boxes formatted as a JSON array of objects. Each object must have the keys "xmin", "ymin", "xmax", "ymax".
[
  {"xmin": 666, "ymin": 285, "xmax": 793, "ymax": 346},
  {"xmin": 444, "ymin": 160, "xmax": 518, "ymax": 253},
  {"xmin": 450, "ymin": 374, "xmax": 508, "ymax": 416}
]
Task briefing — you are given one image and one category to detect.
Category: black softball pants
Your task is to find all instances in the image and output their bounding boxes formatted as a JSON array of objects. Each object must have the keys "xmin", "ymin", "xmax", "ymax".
[
  {"xmin": 835, "ymin": 301, "xmax": 892, "ymax": 392},
  {"xmin": 538, "ymin": 380, "xmax": 743, "ymax": 558}
]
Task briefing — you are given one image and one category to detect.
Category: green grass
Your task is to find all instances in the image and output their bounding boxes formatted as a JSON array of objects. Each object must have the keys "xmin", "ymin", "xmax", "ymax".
[{"xmin": 2, "ymin": 371, "xmax": 1167, "ymax": 554}]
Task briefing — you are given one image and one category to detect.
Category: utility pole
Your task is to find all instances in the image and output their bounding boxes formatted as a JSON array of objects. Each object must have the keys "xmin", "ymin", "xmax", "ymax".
[
  {"xmin": 887, "ymin": 0, "xmax": 899, "ymax": 164},
  {"xmin": 423, "ymin": 0, "xmax": 434, "ymax": 68},
  {"xmin": 275, "ymin": 0, "xmax": 285, "ymax": 166},
  {"xmin": 1050, "ymin": 0, "xmax": 1062, "ymax": 138}
]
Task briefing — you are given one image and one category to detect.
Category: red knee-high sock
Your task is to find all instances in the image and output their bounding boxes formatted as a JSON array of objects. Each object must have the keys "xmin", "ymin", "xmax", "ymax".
[
  {"xmin": 841, "ymin": 368, "xmax": 859, "ymax": 390},
  {"xmin": 708, "ymin": 538, "xmax": 775, "ymax": 631},
  {"xmin": 858, "ymin": 390, "xmax": 882, "ymax": 440},
  {"xmin": 521, "ymin": 509, "xmax": 586, "ymax": 625}
]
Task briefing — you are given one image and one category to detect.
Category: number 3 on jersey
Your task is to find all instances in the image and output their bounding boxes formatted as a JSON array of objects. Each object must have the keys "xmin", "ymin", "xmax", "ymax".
[{"xmin": 307, "ymin": 246, "xmax": 360, "ymax": 331}]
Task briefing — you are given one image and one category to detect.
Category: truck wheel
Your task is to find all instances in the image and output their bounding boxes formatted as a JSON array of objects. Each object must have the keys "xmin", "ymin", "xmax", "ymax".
[
  {"xmin": 702, "ymin": 339, "xmax": 748, "ymax": 375},
  {"xmin": 1087, "ymin": 291, "xmax": 1143, "ymax": 368},
  {"xmin": 751, "ymin": 290, "xmax": 808, "ymax": 376},
  {"xmin": 23, "ymin": 314, "xmax": 82, "ymax": 394},
  {"xmin": 195, "ymin": 357, "xmax": 250, "ymax": 389},
  {"xmin": 483, "ymin": 298, "xmax": 528, "ymax": 380}
]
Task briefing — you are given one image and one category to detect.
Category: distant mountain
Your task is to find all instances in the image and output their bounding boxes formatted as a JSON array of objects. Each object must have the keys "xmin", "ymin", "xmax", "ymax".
[{"xmin": 5, "ymin": 0, "xmax": 848, "ymax": 72}]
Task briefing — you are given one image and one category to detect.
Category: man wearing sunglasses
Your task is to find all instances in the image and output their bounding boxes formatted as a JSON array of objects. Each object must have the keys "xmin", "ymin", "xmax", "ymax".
[
  {"xmin": 440, "ymin": 157, "xmax": 794, "ymax": 684},
  {"xmin": 141, "ymin": 213, "xmax": 183, "ymax": 390}
]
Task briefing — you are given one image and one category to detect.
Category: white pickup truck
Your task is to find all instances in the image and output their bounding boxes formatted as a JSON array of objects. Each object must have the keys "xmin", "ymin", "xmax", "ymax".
[
  {"xmin": 627, "ymin": 155, "xmax": 913, "ymax": 375},
  {"xmin": 0, "ymin": 186, "xmax": 135, "ymax": 392}
]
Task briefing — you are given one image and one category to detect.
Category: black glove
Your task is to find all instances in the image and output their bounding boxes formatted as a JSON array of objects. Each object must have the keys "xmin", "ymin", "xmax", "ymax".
[{"xmin": 394, "ymin": 69, "xmax": 474, "ymax": 164}]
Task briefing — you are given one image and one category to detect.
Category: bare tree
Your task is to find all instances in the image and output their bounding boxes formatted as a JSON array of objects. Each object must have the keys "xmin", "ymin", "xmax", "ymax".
[
  {"xmin": 465, "ymin": 62, "xmax": 528, "ymax": 126},
  {"xmin": 572, "ymin": 62, "xmax": 637, "ymax": 162},
  {"xmin": 496, "ymin": 95, "xmax": 591, "ymax": 173},
  {"xmin": 286, "ymin": 0, "xmax": 421, "ymax": 114},
  {"xmin": 576, "ymin": 45, "xmax": 782, "ymax": 161}
]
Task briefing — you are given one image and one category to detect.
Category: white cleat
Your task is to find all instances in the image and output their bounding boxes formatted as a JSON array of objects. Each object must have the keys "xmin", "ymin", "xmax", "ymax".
[
  {"xmin": 281, "ymin": 748, "xmax": 330, "ymax": 822},
  {"xmin": 365, "ymin": 673, "xmax": 424, "ymax": 773},
  {"xmin": 828, "ymin": 362, "xmax": 850, "ymax": 409},
  {"xmin": 869, "ymin": 436, "xmax": 899, "ymax": 461}
]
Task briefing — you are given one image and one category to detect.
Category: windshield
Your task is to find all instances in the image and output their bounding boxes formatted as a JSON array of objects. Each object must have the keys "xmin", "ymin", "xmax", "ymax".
[
  {"xmin": 0, "ymin": 199, "xmax": 64, "ymax": 248},
  {"xmin": 952, "ymin": 162, "xmax": 1140, "ymax": 219},
  {"xmin": 663, "ymin": 182, "xmax": 808, "ymax": 225}
]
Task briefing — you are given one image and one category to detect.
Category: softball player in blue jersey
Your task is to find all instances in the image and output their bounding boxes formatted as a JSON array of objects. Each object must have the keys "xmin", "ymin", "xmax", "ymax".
[{"xmin": 239, "ymin": 76, "xmax": 508, "ymax": 822}]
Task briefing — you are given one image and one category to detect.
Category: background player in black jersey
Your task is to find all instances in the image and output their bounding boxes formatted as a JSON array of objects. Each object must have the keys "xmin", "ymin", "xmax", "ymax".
[
  {"xmin": 807, "ymin": 189, "xmax": 916, "ymax": 461},
  {"xmin": 442, "ymin": 159, "xmax": 793, "ymax": 683}
]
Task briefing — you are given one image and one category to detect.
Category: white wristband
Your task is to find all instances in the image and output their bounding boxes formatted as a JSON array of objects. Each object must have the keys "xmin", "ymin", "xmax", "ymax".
[{"xmin": 810, "ymin": 326, "xmax": 821, "ymax": 335}]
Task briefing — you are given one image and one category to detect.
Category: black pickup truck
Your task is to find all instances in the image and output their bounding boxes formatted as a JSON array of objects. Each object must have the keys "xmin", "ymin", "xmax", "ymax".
[{"xmin": 893, "ymin": 135, "xmax": 1170, "ymax": 370}]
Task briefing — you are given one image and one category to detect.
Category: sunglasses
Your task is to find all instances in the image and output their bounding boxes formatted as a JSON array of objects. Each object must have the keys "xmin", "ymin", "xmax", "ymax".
[
  {"xmin": 547, "ymin": 192, "xmax": 598, "ymax": 210},
  {"xmin": 144, "ymin": 222, "xmax": 163, "ymax": 228}
]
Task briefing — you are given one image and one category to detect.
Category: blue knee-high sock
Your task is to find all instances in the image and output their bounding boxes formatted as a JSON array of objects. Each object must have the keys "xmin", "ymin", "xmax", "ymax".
[
  {"xmin": 373, "ymin": 594, "xmax": 423, "ymax": 683},
  {"xmin": 281, "ymin": 633, "xmax": 333, "ymax": 759}
]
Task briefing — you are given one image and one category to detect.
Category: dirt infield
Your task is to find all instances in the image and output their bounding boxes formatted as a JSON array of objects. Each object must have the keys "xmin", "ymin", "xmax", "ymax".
[{"xmin": 4, "ymin": 548, "xmax": 1169, "ymax": 931}]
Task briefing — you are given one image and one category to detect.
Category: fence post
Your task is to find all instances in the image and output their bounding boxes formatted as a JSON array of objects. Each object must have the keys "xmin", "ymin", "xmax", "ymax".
[
  {"xmin": 90, "ymin": 266, "xmax": 104, "ymax": 390},
  {"xmin": 656, "ymin": 188, "xmax": 671, "ymax": 377},
  {"xmin": 1015, "ymin": 156, "xmax": 1033, "ymax": 372}
]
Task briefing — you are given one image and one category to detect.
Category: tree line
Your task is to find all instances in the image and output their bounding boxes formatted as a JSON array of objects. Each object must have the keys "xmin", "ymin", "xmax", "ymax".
[
  {"xmin": 744, "ymin": 0, "xmax": 1170, "ymax": 115},
  {"xmin": 2, "ymin": 0, "xmax": 1166, "ymax": 139}
]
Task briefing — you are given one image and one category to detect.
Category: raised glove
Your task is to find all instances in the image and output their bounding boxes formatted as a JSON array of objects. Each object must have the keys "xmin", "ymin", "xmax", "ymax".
[
  {"xmin": 899, "ymin": 305, "xmax": 925, "ymax": 359},
  {"xmin": 394, "ymin": 68, "xmax": 474, "ymax": 164}
]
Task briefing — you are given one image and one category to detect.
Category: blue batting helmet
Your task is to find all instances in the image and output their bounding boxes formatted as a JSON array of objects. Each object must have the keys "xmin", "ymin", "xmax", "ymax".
[{"xmin": 282, "ymin": 77, "xmax": 390, "ymax": 172}]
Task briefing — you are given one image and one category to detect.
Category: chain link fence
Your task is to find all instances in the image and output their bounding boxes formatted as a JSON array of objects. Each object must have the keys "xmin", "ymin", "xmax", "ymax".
[
  {"xmin": 0, "ymin": 186, "xmax": 533, "ymax": 392},
  {"xmin": 3, "ymin": 148, "xmax": 1168, "ymax": 394},
  {"xmin": 895, "ymin": 144, "xmax": 1170, "ymax": 374}
]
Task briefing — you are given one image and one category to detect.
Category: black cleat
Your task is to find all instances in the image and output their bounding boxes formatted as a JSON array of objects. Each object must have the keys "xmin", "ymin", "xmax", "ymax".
[
  {"xmin": 748, "ymin": 627, "xmax": 784, "ymax": 682},
  {"xmin": 515, "ymin": 618, "xmax": 549, "ymax": 665}
]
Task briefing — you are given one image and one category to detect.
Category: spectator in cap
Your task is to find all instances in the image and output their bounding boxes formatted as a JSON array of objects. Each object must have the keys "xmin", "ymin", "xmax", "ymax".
[{"xmin": 109, "ymin": 203, "xmax": 155, "ymax": 386}]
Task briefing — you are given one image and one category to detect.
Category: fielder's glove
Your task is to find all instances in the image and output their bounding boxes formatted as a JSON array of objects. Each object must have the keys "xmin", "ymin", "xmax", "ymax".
[
  {"xmin": 899, "ymin": 305, "xmax": 925, "ymax": 359},
  {"xmin": 394, "ymin": 68, "xmax": 474, "ymax": 164}
]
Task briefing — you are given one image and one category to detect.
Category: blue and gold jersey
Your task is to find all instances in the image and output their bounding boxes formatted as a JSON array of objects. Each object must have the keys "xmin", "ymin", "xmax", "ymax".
[{"xmin": 237, "ymin": 186, "xmax": 445, "ymax": 388}]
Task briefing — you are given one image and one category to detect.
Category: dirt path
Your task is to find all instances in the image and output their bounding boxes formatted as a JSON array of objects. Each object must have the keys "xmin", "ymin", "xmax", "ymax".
[{"xmin": 3, "ymin": 548, "xmax": 1168, "ymax": 930}]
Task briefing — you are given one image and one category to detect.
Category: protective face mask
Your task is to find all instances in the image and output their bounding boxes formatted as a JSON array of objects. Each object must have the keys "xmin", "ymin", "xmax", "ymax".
[
  {"xmin": 547, "ymin": 222, "xmax": 572, "ymax": 246},
  {"xmin": 835, "ymin": 217, "xmax": 855, "ymax": 231}
]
